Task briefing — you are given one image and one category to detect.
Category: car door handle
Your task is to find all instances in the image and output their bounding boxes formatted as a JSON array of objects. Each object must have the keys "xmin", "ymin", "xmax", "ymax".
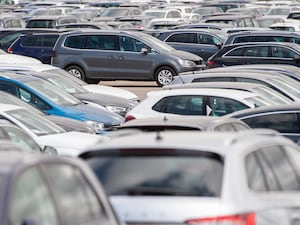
[
  {"xmin": 107, "ymin": 56, "xmax": 114, "ymax": 59},
  {"xmin": 119, "ymin": 56, "xmax": 124, "ymax": 60}
]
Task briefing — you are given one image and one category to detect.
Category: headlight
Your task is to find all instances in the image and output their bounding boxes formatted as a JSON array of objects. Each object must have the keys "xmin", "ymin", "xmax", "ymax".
[
  {"xmin": 84, "ymin": 120, "xmax": 105, "ymax": 133},
  {"xmin": 106, "ymin": 106, "xmax": 128, "ymax": 116},
  {"xmin": 178, "ymin": 58, "xmax": 196, "ymax": 67}
]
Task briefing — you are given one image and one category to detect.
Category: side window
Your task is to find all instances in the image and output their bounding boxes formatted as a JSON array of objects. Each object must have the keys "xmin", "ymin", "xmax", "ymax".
[
  {"xmin": 0, "ymin": 82, "xmax": 17, "ymax": 95},
  {"xmin": 21, "ymin": 36, "xmax": 40, "ymax": 47},
  {"xmin": 259, "ymin": 146, "xmax": 300, "ymax": 191},
  {"xmin": 152, "ymin": 96, "xmax": 204, "ymax": 115},
  {"xmin": 242, "ymin": 113, "xmax": 300, "ymax": 133},
  {"xmin": 245, "ymin": 152, "xmax": 268, "ymax": 191},
  {"xmin": 19, "ymin": 87, "xmax": 50, "ymax": 110},
  {"xmin": 9, "ymin": 167, "xmax": 59, "ymax": 225},
  {"xmin": 271, "ymin": 46, "xmax": 296, "ymax": 58},
  {"xmin": 45, "ymin": 164, "xmax": 104, "ymax": 225},
  {"xmin": 232, "ymin": 122, "xmax": 249, "ymax": 131},
  {"xmin": 237, "ymin": 19, "xmax": 245, "ymax": 27},
  {"xmin": 236, "ymin": 77, "xmax": 264, "ymax": 85},
  {"xmin": 64, "ymin": 35, "xmax": 85, "ymax": 49},
  {"xmin": 198, "ymin": 33, "xmax": 220, "ymax": 45},
  {"xmin": 19, "ymin": 88, "xmax": 32, "ymax": 102},
  {"xmin": 166, "ymin": 33, "xmax": 197, "ymax": 44},
  {"xmin": 98, "ymin": 35, "xmax": 117, "ymax": 50},
  {"xmin": 225, "ymin": 47, "xmax": 246, "ymax": 56},
  {"xmin": 119, "ymin": 35, "xmax": 147, "ymax": 52},
  {"xmin": 214, "ymin": 123, "xmax": 236, "ymax": 131},
  {"xmin": 244, "ymin": 18, "xmax": 254, "ymax": 27},
  {"xmin": 42, "ymin": 35, "xmax": 58, "ymax": 47},
  {"xmin": 244, "ymin": 46, "xmax": 269, "ymax": 57},
  {"xmin": 209, "ymin": 96, "xmax": 248, "ymax": 116}
]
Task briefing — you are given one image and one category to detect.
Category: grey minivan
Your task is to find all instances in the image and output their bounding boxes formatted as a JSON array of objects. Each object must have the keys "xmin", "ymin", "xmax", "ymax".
[{"xmin": 51, "ymin": 30, "xmax": 205, "ymax": 86}]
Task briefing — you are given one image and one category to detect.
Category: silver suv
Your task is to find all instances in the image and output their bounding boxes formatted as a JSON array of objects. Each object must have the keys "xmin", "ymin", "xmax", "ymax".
[{"xmin": 51, "ymin": 30, "xmax": 204, "ymax": 86}]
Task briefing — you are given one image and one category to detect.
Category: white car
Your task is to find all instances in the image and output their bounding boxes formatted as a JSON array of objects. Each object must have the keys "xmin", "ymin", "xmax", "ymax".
[
  {"xmin": 125, "ymin": 88, "xmax": 274, "ymax": 121},
  {"xmin": 80, "ymin": 129, "xmax": 300, "ymax": 225},
  {"xmin": 0, "ymin": 104, "xmax": 107, "ymax": 156},
  {"xmin": 270, "ymin": 19, "xmax": 300, "ymax": 31},
  {"xmin": 0, "ymin": 64, "xmax": 140, "ymax": 104}
]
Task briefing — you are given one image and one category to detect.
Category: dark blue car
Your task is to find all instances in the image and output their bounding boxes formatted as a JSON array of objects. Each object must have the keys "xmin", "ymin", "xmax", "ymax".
[{"xmin": 0, "ymin": 73, "xmax": 124, "ymax": 133}]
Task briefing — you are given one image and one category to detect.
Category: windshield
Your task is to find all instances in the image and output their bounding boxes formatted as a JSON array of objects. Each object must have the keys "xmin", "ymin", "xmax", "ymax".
[
  {"xmin": 140, "ymin": 33, "xmax": 175, "ymax": 52},
  {"xmin": 245, "ymin": 96, "xmax": 271, "ymax": 107},
  {"xmin": 86, "ymin": 153, "xmax": 223, "ymax": 196},
  {"xmin": 102, "ymin": 8, "xmax": 129, "ymax": 17},
  {"xmin": 253, "ymin": 87, "xmax": 293, "ymax": 104},
  {"xmin": 46, "ymin": 76, "xmax": 88, "ymax": 94},
  {"xmin": 45, "ymin": 68, "xmax": 88, "ymax": 86},
  {"xmin": 6, "ymin": 109, "xmax": 65, "ymax": 136},
  {"xmin": 269, "ymin": 78, "xmax": 300, "ymax": 99},
  {"xmin": 26, "ymin": 79, "xmax": 81, "ymax": 106}
]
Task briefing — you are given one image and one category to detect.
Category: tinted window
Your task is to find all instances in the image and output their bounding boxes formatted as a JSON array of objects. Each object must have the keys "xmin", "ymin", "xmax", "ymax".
[
  {"xmin": 119, "ymin": 35, "xmax": 148, "ymax": 52},
  {"xmin": 210, "ymin": 96, "xmax": 248, "ymax": 116},
  {"xmin": 271, "ymin": 46, "xmax": 296, "ymax": 58},
  {"xmin": 86, "ymin": 153, "xmax": 224, "ymax": 196},
  {"xmin": 45, "ymin": 164, "xmax": 104, "ymax": 225},
  {"xmin": 64, "ymin": 35, "xmax": 85, "ymax": 48},
  {"xmin": 166, "ymin": 33, "xmax": 197, "ymax": 43},
  {"xmin": 22, "ymin": 35, "xmax": 58, "ymax": 47},
  {"xmin": 152, "ymin": 95, "xmax": 204, "ymax": 115},
  {"xmin": 10, "ymin": 167, "xmax": 58, "ymax": 225},
  {"xmin": 225, "ymin": 47, "xmax": 245, "ymax": 56},
  {"xmin": 244, "ymin": 46, "xmax": 269, "ymax": 57},
  {"xmin": 198, "ymin": 33, "xmax": 222, "ymax": 45},
  {"xmin": 242, "ymin": 113, "xmax": 300, "ymax": 133}
]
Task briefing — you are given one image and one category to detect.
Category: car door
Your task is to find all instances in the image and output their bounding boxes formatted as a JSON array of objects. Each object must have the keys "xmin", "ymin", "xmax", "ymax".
[
  {"xmin": 270, "ymin": 45, "xmax": 299, "ymax": 66},
  {"xmin": 113, "ymin": 35, "xmax": 156, "ymax": 79}
]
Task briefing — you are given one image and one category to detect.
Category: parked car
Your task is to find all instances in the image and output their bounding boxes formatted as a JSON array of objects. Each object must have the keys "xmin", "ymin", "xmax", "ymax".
[
  {"xmin": 143, "ymin": 8, "xmax": 183, "ymax": 19},
  {"xmin": 170, "ymin": 70, "xmax": 300, "ymax": 101},
  {"xmin": 157, "ymin": 29, "xmax": 226, "ymax": 62},
  {"xmin": 8, "ymin": 32, "xmax": 61, "ymax": 64},
  {"xmin": 119, "ymin": 115, "xmax": 250, "ymax": 132},
  {"xmin": 163, "ymin": 82, "xmax": 293, "ymax": 105},
  {"xmin": 17, "ymin": 70, "xmax": 136, "ymax": 117},
  {"xmin": 255, "ymin": 15, "xmax": 285, "ymax": 28},
  {"xmin": 0, "ymin": 150, "xmax": 122, "ymax": 225},
  {"xmin": 207, "ymin": 42, "xmax": 300, "ymax": 69},
  {"xmin": 0, "ymin": 72, "xmax": 124, "ymax": 133},
  {"xmin": 0, "ymin": 90, "xmax": 96, "ymax": 134},
  {"xmin": 124, "ymin": 88, "xmax": 273, "ymax": 121},
  {"xmin": 226, "ymin": 103, "xmax": 300, "ymax": 143},
  {"xmin": 202, "ymin": 15, "xmax": 259, "ymax": 27},
  {"xmin": 0, "ymin": 48, "xmax": 41, "ymax": 64},
  {"xmin": 223, "ymin": 30, "xmax": 300, "ymax": 45},
  {"xmin": 0, "ymin": 63, "xmax": 140, "ymax": 103},
  {"xmin": 270, "ymin": 19, "xmax": 300, "ymax": 31},
  {"xmin": 79, "ymin": 129, "xmax": 300, "ymax": 225},
  {"xmin": 51, "ymin": 30, "xmax": 205, "ymax": 86},
  {"xmin": 99, "ymin": 6, "xmax": 143, "ymax": 21}
]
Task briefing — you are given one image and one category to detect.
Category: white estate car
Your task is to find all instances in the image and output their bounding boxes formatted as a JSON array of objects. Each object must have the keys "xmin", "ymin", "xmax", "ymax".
[
  {"xmin": 125, "ymin": 88, "xmax": 273, "ymax": 121},
  {"xmin": 80, "ymin": 130, "xmax": 300, "ymax": 225},
  {"xmin": 0, "ymin": 104, "xmax": 107, "ymax": 156},
  {"xmin": 0, "ymin": 64, "xmax": 140, "ymax": 104}
]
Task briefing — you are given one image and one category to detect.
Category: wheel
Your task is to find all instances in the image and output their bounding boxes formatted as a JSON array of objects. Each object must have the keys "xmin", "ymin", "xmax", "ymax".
[
  {"xmin": 66, "ymin": 65, "xmax": 86, "ymax": 81},
  {"xmin": 155, "ymin": 66, "xmax": 176, "ymax": 87}
]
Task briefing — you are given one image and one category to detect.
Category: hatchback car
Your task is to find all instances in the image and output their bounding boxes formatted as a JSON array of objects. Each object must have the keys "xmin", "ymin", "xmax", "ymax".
[
  {"xmin": 51, "ymin": 30, "xmax": 205, "ymax": 86},
  {"xmin": 124, "ymin": 88, "xmax": 273, "ymax": 121},
  {"xmin": 79, "ymin": 130, "xmax": 300, "ymax": 225},
  {"xmin": 207, "ymin": 42, "xmax": 300, "ymax": 68},
  {"xmin": 0, "ymin": 151, "xmax": 121, "ymax": 225},
  {"xmin": 25, "ymin": 15, "xmax": 78, "ymax": 28}
]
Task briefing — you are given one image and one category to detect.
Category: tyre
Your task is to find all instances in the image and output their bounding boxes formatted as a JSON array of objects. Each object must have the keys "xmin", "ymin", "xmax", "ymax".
[
  {"xmin": 66, "ymin": 65, "xmax": 86, "ymax": 81},
  {"xmin": 155, "ymin": 66, "xmax": 176, "ymax": 87}
]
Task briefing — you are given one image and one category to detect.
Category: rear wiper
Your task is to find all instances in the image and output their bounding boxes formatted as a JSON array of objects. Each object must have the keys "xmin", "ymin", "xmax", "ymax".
[{"xmin": 127, "ymin": 187, "xmax": 196, "ymax": 196}]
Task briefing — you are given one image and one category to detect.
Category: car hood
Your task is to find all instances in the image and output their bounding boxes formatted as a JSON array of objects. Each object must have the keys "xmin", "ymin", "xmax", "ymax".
[
  {"xmin": 59, "ymin": 102, "xmax": 124, "ymax": 124},
  {"xmin": 37, "ymin": 131, "xmax": 109, "ymax": 156},
  {"xmin": 74, "ymin": 93, "xmax": 136, "ymax": 108},
  {"xmin": 171, "ymin": 50, "xmax": 203, "ymax": 61},
  {"xmin": 0, "ymin": 54, "xmax": 42, "ymax": 64}
]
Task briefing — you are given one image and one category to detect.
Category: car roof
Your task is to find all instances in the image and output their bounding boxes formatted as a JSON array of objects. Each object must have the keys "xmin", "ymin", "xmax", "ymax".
[
  {"xmin": 159, "ymin": 28, "xmax": 227, "ymax": 37},
  {"xmin": 0, "ymin": 71, "xmax": 41, "ymax": 83},
  {"xmin": 225, "ymin": 103, "xmax": 300, "ymax": 118},
  {"xmin": 120, "ymin": 115, "xmax": 249, "ymax": 130},
  {"xmin": 147, "ymin": 88, "xmax": 262, "ymax": 99},
  {"xmin": 224, "ymin": 41, "xmax": 300, "ymax": 47},
  {"xmin": 79, "ymin": 130, "xmax": 287, "ymax": 158},
  {"xmin": 227, "ymin": 29, "xmax": 300, "ymax": 36},
  {"xmin": 205, "ymin": 14, "xmax": 254, "ymax": 20}
]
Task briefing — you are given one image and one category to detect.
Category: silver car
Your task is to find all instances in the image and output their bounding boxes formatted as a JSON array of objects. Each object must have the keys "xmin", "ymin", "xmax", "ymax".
[{"xmin": 80, "ymin": 130, "xmax": 300, "ymax": 225}]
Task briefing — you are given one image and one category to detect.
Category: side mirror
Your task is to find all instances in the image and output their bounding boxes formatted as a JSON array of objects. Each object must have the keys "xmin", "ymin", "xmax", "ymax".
[
  {"xmin": 216, "ymin": 43, "xmax": 222, "ymax": 49},
  {"xmin": 141, "ymin": 48, "xmax": 149, "ymax": 54},
  {"xmin": 42, "ymin": 145, "xmax": 57, "ymax": 155}
]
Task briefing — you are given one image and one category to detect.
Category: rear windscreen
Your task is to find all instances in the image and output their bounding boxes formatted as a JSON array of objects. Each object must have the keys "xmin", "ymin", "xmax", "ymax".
[{"xmin": 86, "ymin": 153, "xmax": 223, "ymax": 197}]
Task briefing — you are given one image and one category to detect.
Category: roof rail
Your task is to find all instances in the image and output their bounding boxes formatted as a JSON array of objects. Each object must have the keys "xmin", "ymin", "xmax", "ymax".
[{"xmin": 225, "ymin": 128, "xmax": 280, "ymax": 146}]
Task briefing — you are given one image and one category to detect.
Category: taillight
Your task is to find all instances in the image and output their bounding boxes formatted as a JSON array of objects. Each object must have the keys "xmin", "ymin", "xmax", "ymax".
[
  {"xmin": 7, "ymin": 47, "xmax": 13, "ymax": 53},
  {"xmin": 186, "ymin": 213, "xmax": 255, "ymax": 225},
  {"xmin": 125, "ymin": 115, "xmax": 136, "ymax": 122},
  {"xmin": 207, "ymin": 60, "xmax": 215, "ymax": 68}
]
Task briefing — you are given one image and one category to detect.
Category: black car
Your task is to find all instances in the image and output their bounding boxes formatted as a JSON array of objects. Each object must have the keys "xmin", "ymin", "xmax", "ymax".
[
  {"xmin": 207, "ymin": 42, "xmax": 300, "ymax": 68},
  {"xmin": 157, "ymin": 29, "xmax": 226, "ymax": 62},
  {"xmin": 223, "ymin": 30, "xmax": 300, "ymax": 45},
  {"xmin": 225, "ymin": 104, "xmax": 300, "ymax": 143}
]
